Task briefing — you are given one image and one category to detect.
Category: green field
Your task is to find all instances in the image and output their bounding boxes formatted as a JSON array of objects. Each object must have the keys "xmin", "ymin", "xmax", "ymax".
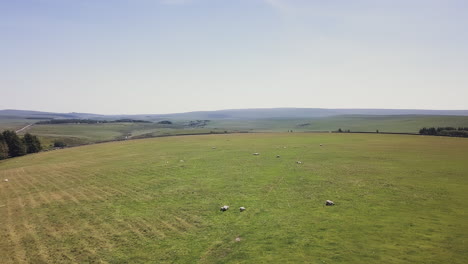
[
  {"xmin": 0, "ymin": 118, "xmax": 35, "ymax": 131},
  {"xmin": 15, "ymin": 122, "xmax": 221, "ymax": 148},
  {"xmin": 206, "ymin": 115, "xmax": 468, "ymax": 132},
  {"xmin": 1, "ymin": 133, "xmax": 467, "ymax": 263},
  {"xmin": 3, "ymin": 114, "xmax": 468, "ymax": 148}
]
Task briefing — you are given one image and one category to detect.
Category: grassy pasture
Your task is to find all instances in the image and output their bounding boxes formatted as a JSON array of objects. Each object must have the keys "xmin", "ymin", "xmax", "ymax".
[
  {"xmin": 0, "ymin": 118, "xmax": 35, "ymax": 131},
  {"xmin": 0, "ymin": 133, "xmax": 467, "ymax": 263},
  {"xmin": 6, "ymin": 115, "xmax": 468, "ymax": 148},
  {"xmin": 206, "ymin": 115, "xmax": 468, "ymax": 133},
  {"xmin": 20, "ymin": 122, "xmax": 212, "ymax": 147}
]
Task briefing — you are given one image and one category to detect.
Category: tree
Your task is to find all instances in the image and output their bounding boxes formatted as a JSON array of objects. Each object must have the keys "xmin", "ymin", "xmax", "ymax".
[
  {"xmin": 0, "ymin": 133, "xmax": 9, "ymax": 159},
  {"xmin": 2, "ymin": 130, "xmax": 26, "ymax": 157},
  {"xmin": 53, "ymin": 140, "xmax": 66, "ymax": 148},
  {"xmin": 376, "ymin": 129, "xmax": 379, "ymax": 133},
  {"xmin": 23, "ymin": 133, "xmax": 42, "ymax": 153},
  {"xmin": 338, "ymin": 128, "xmax": 343, "ymax": 133}
]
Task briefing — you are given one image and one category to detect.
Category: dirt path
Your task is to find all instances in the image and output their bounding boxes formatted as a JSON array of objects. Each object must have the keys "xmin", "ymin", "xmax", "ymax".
[{"xmin": 15, "ymin": 124, "xmax": 33, "ymax": 133}]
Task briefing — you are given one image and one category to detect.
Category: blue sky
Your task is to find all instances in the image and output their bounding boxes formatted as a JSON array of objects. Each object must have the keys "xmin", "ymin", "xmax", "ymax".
[{"xmin": 1, "ymin": 0, "xmax": 467, "ymax": 114}]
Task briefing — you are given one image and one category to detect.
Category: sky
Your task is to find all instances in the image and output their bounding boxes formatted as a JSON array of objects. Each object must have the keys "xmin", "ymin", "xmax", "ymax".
[{"xmin": 1, "ymin": 0, "xmax": 467, "ymax": 114}]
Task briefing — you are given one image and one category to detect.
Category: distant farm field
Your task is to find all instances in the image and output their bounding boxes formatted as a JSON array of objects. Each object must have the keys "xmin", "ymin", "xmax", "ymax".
[
  {"xmin": 19, "ymin": 122, "xmax": 217, "ymax": 147},
  {"xmin": 0, "ymin": 133, "xmax": 467, "ymax": 263},
  {"xmin": 3, "ymin": 114, "xmax": 468, "ymax": 148}
]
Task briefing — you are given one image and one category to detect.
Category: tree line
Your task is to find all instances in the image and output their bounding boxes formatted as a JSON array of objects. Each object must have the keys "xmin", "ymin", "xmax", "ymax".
[
  {"xmin": 0, "ymin": 130, "xmax": 42, "ymax": 160},
  {"xmin": 419, "ymin": 127, "xmax": 468, "ymax": 137}
]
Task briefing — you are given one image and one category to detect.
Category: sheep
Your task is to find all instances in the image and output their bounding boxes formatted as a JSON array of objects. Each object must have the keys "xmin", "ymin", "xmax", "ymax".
[
  {"xmin": 212, "ymin": 147, "xmax": 216, "ymax": 149},
  {"xmin": 253, "ymin": 153, "xmax": 260, "ymax": 156},
  {"xmin": 320, "ymin": 144, "xmax": 323, "ymax": 147},
  {"xmin": 220, "ymin": 205, "xmax": 229, "ymax": 211},
  {"xmin": 239, "ymin": 207, "xmax": 246, "ymax": 212},
  {"xmin": 276, "ymin": 155, "xmax": 280, "ymax": 158},
  {"xmin": 325, "ymin": 200, "xmax": 335, "ymax": 206},
  {"xmin": 296, "ymin": 161, "xmax": 302, "ymax": 164},
  {"xmin": 4, "ymin": 179, "xmax": 8, "ymax": 182}
]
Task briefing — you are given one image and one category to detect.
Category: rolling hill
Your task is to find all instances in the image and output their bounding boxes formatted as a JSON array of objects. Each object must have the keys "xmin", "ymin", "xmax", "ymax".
[{"xmin": 1, "ymin": 133, "xmax": 467, "ymax": 263}]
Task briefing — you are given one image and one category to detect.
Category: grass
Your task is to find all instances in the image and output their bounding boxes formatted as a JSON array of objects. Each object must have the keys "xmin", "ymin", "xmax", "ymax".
[
  {"xmin": 0, "ymin": 118, "xmax": 35, "ymax": 131},
  {"xmin": 0, "ymin": 133, "xmax": 467, "ymax": 263},
  {"xmin": 18, "ymin": 122, "xmax": 232, "ymax": 147},
  {"xmin": 206, "ymin": 115, "xmax": 468, "ymax": 133},
  {"xmin": 3, "ymin": 115, "xmax": 468, "ymax": 149}
]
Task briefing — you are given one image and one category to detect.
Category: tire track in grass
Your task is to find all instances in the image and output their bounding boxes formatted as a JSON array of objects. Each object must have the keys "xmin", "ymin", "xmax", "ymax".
[
  {"xmin": 51, "ymin": 166, "xmax": 119, "ymax": 202},
  {"xmin": 32, "ymin": 213, "xmax": 79, "ymax": 263},
  {"xmin": 101, "ymin": 176, "xmax": 152, "ymax": 201},
  {"xmin": 79, "ymin": 167, "xmax": 153, "ymax": 201},
  {"xmin": 4, "ymin": 170, "xmax": 37, "ymax": 263},
  {"xmin": 17, "ymin": 171, "xmax": 83, "ymax": 264},
  {"xmin": 72, "ymin": 170, "xmax": 136, "ymax": 200},
  {"xmin": 12, "ymin": 168, "xmax": 53, "ymax": 263},
  {"xmin": 49, "ymin": 168, "xmax": 165, "ymax": 258},
  {"xmin": 17, "ymin": 175, "xmax": 54, "ymax": 206},
  {"xmin": 25, "ymin": 190, "xmax": 40, "ymax": 209},
  {"xmin": 52, "ymin": 198, "xmax": 114, "ymax": 261},
  {"xmin": 131, "ymin": 218, "xmax": 167, "ymax": 239},
  {"xmin": 4, "ymin": 198, "xmax": 28, "ymax": 263},
  {"xmin": 174, "ymin": 216, "xmax": 195, "ymax": 230},
  {"xmin": 33, "ymin": 170, "xmax": 117, "ymax": 261},
  {"xmin": 77, "ymin": 185, "xmax": 108, "ymax": 201},
  {"xmin": 178, "ymin": 211, "xmax": 204, "ymax": 228},
  {"xmin": 17, "ymin": 196, "xmax": 51, "ymax": 264},
  {"xmin": 44, "ymin": 174, "xmax": 80, "ymax": 204},
  {"xmin": 47, "ymin": 207, "xmax": 107, "ymax": 264},
  {"xmin": 55, "ymin": 167, "xmax": 174, "ymax": 243},
  {"xmin": 15, "ymin": 167, "xmax": 68, "ymax": 205},
  {"xmin": 60, "ymin": 184, "xmax": 129, "ymax": 252},
  {"xmin": 108, "ymin": 168, "xmax": 154, "ymax": 200},
  {"xmin": 3, "ymin": 168, "xmax": 41, "ymax": 199},
  {"xmin": 40, "ymin": 167, "xmax": 163, "ymax": 254},
  {"xmin": 115, "ymin": 218, "xmax": 167, "ymax": 242},
  {"xmin": 0, "ymin": 170, "xmax": 24, "ymax": 264},
  {"xmin": 95, "ymin": 184, "xmax": 128, "ymax": 197},
  {"xmin": 54, "ymin": 169, "xmax": 109, "ymax": 202},
  {"xmin": 16, "ymin": 167, "xmax": 58, "ymax": 209},
  {"xmin": 157, "ymin": 214, "xmax": 197, "ymax": 235},
  {"xmin": 4, "ymin": 166, "xmax": 115, "ymax": 262}
]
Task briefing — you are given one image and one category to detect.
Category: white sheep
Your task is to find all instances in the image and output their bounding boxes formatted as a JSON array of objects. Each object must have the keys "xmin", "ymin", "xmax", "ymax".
[
  {"xmin": 4, "ymin": 179, "xmax": 8, "ymax": 182},
  {"xmin": 220, "ymin": 205, "xmax": 229, "ymax": 211},
  {"xmin": 239, "ymin": 207, "xmax": 246, "ymax": 212}
]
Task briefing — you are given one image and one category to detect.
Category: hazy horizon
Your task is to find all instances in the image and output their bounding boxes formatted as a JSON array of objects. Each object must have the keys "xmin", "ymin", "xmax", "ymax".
[
  {"xmin": 2, "ymin": 0, "xmax": 467, "ymax": 114},
  {"xmin": 2, "ymin": 107, "xmax": 468, "ymax": 117}
]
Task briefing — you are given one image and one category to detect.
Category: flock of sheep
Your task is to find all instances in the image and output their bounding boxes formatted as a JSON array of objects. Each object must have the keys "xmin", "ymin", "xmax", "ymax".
[
  {"xmin": 220, "ymin": 202, "xmax": 333, "ymax": 213},
  {"xmin": 220, "ymin": 205, "xmax": 246, "ymax": 212},
  {"xmin": 218, "ymin": 143, "xmax": 335, "ymax": 212}
]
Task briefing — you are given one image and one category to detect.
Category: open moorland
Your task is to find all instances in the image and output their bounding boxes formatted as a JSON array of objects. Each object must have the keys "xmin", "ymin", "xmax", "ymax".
[
  {"xmin": 1, "ymin": 133, "xmax": 467, "ymax": 263},
  {"xmin": 2, "ymin": 111, "xmax": 468, "ymax": 148}
]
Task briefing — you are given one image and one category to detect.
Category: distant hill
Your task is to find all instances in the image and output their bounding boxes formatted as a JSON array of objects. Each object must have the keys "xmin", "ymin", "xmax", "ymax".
[
  {"xmin": 0, "ymin": 109, "xmax": 106, "ymax": 119},
  {"xmin": 1, "ymin": 108, "xmax": 468, "ymax": 121},
  {"xmin": 146, "ymin": 108, "xmax": 468, "ymax": 120}
]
